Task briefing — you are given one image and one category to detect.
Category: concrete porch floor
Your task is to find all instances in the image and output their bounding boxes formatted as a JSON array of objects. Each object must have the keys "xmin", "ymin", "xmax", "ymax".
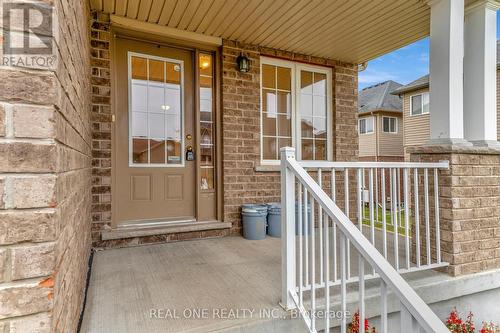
[{"xmin": 80, "ymin": 232, "xmax": 451, "ymax": 333}]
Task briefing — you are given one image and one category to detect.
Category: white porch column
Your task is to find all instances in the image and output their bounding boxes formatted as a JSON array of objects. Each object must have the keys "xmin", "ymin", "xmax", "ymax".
[
  {"xmin": 464, "ymin": 0, "xmax": 500, "ymax": 146},
  {"xmin": 428, "ymin": 0, "xmax": 470, "ymax": 145}
]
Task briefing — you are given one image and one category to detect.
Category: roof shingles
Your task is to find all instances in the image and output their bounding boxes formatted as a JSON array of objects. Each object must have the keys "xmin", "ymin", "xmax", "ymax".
[{"xmin": 358, "ymin": 80, "xmax": 403, "ymax": 113}]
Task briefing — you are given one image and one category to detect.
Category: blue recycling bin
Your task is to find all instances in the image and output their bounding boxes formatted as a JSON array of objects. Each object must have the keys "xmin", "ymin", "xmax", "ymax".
[
  {"xmin": 266, "ymin": 203, "xmax": 281, "ymax": 237},
  {"xmin": 241, "ymin": 204, "xmax": 268, "ymax": 240}
]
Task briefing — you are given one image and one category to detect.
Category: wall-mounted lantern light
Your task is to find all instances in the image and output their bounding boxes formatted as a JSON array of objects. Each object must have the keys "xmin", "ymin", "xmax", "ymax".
[{"xmin": 236, "ymin": 54, "xmax": 250, "ymax": 73}]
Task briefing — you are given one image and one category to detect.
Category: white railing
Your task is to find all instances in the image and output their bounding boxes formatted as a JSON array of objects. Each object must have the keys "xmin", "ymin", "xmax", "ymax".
[{"xmin": 280, "ymin": 147, "xmax": 449, "ymax": 333}]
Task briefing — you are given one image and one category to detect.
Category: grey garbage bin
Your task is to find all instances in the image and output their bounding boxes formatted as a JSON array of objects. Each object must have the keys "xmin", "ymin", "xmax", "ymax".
[
  {"xmin": 266, "ymin": 203, "xmax": 281, "ymax": 237},
  {"xmin": 295, "ymin": 202, "xmax": 312, "ymax": 236},
  {"xmin": 241, "ymin": 204, "xmax": 268, "ymax": 240}
]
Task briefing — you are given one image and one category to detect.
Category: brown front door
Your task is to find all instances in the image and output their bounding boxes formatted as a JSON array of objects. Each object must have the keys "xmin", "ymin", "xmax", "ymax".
[{"xmin": 114, "ymin": 37, "xmax": 195, "ymax": 225}]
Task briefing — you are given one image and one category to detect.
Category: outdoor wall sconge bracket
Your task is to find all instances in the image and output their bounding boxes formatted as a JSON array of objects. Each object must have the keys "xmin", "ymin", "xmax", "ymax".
[{"xmin": 236, "ymin": 54, "xmax": 250, "ymax": 73}]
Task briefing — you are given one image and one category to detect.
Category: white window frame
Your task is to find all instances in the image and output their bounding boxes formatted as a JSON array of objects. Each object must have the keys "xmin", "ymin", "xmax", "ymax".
[
  {"xmin": 358, "ymin": 116, "xmax": 374, "ymax": 135},
  {"xmin": 127, "ymin": 51, "xmax": 185, "ymax": 168},
  {"xmin": 260, "ymin": 57, "xmax": 332, "ymax": 165},
  {"xmin": 382, "ymin": 116, "xmax": 398, "ymax": 134},
  {"xmin": 409, "ymin": 92, "xmax": 430, "ymax": 116}
]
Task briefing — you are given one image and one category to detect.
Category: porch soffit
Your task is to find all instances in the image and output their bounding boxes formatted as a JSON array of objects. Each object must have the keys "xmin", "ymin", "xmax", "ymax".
[{"xmin": 91, "ymin": 0, "xmax": 434, "ymax": 64}]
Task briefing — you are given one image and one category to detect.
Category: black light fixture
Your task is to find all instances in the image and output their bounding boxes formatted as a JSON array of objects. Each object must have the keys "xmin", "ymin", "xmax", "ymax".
[{"xmin": 236, "ymin": 54, "xmax": 250, "ymax": 73}]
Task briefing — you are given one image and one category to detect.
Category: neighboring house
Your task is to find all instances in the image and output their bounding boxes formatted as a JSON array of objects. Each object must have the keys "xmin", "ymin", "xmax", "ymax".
[
  {"xmin": 1, "ymin": 1, "xmax": 500, "ymax": 333},
  {"xmin": 392, "ymin": 42, "xmax": 500, "ymax": 160},
  {"xmin": 358, "ymin": 80, "xmax": 404, "ymax": 161}
]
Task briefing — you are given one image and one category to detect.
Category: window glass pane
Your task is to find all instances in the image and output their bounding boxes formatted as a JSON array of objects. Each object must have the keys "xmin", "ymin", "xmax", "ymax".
[
  {"xmin": 315, "ymin": 139, "xmax": 326, "ymax": 160},
  {"xmin": 391, "ymin": 118, "xmax": 396, "ymax": 132},
  {"xmin": 200, "ymin": 122, "xmax": 212, "ymax": 145},
  {"xmin": 199, "ymin": 54, "xmax": 212, "ymax": 76},
  {"xmin": 132, "ymin": 138, "xmax": 149, "ymax": 164},
  {"xmin": 277, "ymin": 91, "xmax": 291, "ymax": 116},
  {"xmin": 278, "ymin": 114, "xmax": 291, "ymax": 137},
  {"xmin": 167, "ymin": 140, "xmax": 181, "ymax": 164},
  {"xmin": 132, "ymin": 112, "xmax": 147, "ymax": 137},
  {"xmin": 359, "ymin": 119, "xmax": 366, "ymax": 134},
  {"xmin": 262, "ymin": 112, "xmax": 276, "ymax": 136},
  {"xmin": 149, "ymin": 113, "xmax": 165, "ymax": 138},
  {"xmin": 411, "ymin": 95, "xmax": 423, "ymax": 115},
  {"xmin": 131, "ymin": 57, "xmax": 147, "ymax": 80},
  {"xmin": 148, "ymin": 83, "xmax": 165, "ymax": 113},
  {"xmin": 200, "ymin": 167, "xmax": 214, "ymax": 190},
  {"xmin": 300, "ymin": 94, "xmax": 313, "ymax": 116},
  {"xmin": 313, "ymin": 73, "xmax": 326, "ymax": 95},
  {"xmin": 262, "ymin": 64, "xmax": 276, "ymax": 89},
  {"xmin": 313, "ymin": 95, "xmax": 326, "ymax": 117},
  {"xmin": 131, "ymin": 82, "xmax": 147, "ymax": 112},
  {"xmin": 422, "ymin": 92, "xmax": 430, "ymax": 114},
  {"xmin": 277, "ymin": 66, "xmax": 291, "ymax": 91},
  {"xmin": 301, "ymin": 139, "xmax": 313, "ymax": 160},
  {"xmin": 313, "ymin": 117, "xmax": 326, "ymax": 139},
  {"xmin": 200, "ymin": 145, "xmax": 213, "ymax": 166},
  {"xmin": 383, "ymin": 117, "xmax": 389, "ymax": 132},
  {"xmin": 301, "ymin": 117, "xmax": 313, "ymax": 138},
  {"xmin": 366, "ymin": 117, "xmax": 374, "ymax": 132},
  {"xmin": 301, "ymin": 71, "xmax": 313, "ymax": 94},
  {"xmin": 263, "ymin": 137, "xmax": 277, "ymax": 160},
  {"xmin": 262, "ymin": 89, "xmax": 277, "ymax": 114},
  {"xmin": 149, "ymin": 59, "xmax": 164, "ymax": 82},
  {"xmin": 150, "ymin": 139, "xmax": 166, "ymax": 163},
  {"xmin": 166, "ymin": 62, "xmax": 181, "ymax": 84}
]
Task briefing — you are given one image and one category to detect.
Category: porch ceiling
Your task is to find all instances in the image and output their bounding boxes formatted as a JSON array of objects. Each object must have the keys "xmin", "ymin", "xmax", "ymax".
[{"xmin": 91, "ymin": 0, "xmax": 433, "ymax": 64}]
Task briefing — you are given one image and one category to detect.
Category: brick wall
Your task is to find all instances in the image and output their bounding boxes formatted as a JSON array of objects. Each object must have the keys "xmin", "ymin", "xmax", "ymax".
[
  {"xmin": 221, "ymin": 40, "xmax": 359, "ymax": 233},
  {"xmin": 0, "ymin": 0, "xmax": 92, "ymax": 331},
  {"xmin": 411, "ymin": 147, "xmax": 500, "ymax": 276}
]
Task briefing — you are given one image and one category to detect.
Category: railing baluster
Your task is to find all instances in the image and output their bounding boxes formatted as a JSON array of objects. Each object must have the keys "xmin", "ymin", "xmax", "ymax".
[
  {"xmin": 424, "ymin": 168, "xmax": 431, "ymax": 266},
  {"xmin": 397, "ymin": 169, "xmax": 402, "ymax": 227},
  {"xmin": 357, "ymin": 168, "xmax": 363, "ymax": 230},
  {"xmin": 332, "ymin": 169, "xmax": 337, "ymax": 282},
  {"xmin": 311, "ymin": 197, "xmax": 316, "ymax": 331},
  {"xmin": 331, "ymin": 168, "xmax": 336, "ymax": 202},
  {"xmin": 414, "ymin": 168, "xmax": 421, "ymax": 267},
  {"xmin": 380, "ymin": 280, "xmax": 388, "ymax": 333},
  {"xmin": 344, "ymin": 169, "xmax": 351, "ymax": 279},
  {"xmin": 382, "ymin": 169, "xmax": 387, "ymax": 258},
  {"xmin": 404, "ymin": 168, "xmax": 410, "ymax": 269},
  {"xmin": 359, "ymin": 255, "xmax": 365, "ymax": 333},
  {"xmin": 434, "ymin": 168, "xmax": 441, "ymax": 264},
  {"xmin": 375, "ymin": 168, "xmax": 379, "ymax": 223},
  {"xmin": 340, "ymin": 233, "xmax": 347, "ymax": 333},
  {"xmin": 369, "ymin": 168, "xmax": 375, "ymax": 245},
  {"xmin": 318, "ymin": 169, "xmax": 324, "ymax": 285},
  {"xmin": 298, "ymin": 183, "xmax": 303, "ymax": 305},
  {"xmin": 324, "ymin": 212, "xmax": 330, "ymax": 332},
  {"xmin": 304, "ymin": 188, "xmax": 309, "ymax": 287},
  {"xmin": 392, "ymin": 168, "xmax": 399, "ymax": 269}
]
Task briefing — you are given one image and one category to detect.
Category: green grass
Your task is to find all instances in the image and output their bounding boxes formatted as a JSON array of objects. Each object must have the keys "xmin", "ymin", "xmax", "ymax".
[{"xmin": 361, "ymin": 206, "xmax": 412, "ymax": 236}]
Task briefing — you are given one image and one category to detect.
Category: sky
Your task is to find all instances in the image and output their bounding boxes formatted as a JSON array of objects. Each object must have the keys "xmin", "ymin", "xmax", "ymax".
[{"xmin": 358, "ymin": 11, "xmax": 500, "ymax": 90}]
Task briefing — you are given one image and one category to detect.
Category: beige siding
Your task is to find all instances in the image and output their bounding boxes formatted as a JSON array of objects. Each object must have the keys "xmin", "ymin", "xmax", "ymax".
[
  {"xmin": 378, "ymin": 114, "xmax": 404, "ymax": 156},
  {"xmin": 359, "ymin": 132, "xmax": 377, "ymax": 157},
  {"xmin": 403, "ymin": 88, "xmax": 430, "ymax": 149}
]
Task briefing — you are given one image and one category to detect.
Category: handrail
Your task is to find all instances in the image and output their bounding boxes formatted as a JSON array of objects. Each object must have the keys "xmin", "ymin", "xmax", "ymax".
[
  {"xmin": 299, "ymin": 160, "xmax": 449, "ymax": 169},
  {"xmin": 280, "ymin": 147, "xmax": 449, "ymax": 333}
]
